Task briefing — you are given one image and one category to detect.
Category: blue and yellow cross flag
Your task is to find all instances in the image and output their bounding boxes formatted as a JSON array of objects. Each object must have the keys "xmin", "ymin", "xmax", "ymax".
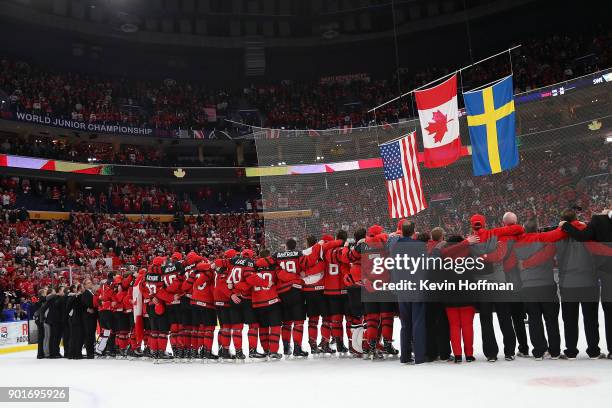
[{"xmin": 463, "ymin": 75, "xmax": 519, "ymax": 176}]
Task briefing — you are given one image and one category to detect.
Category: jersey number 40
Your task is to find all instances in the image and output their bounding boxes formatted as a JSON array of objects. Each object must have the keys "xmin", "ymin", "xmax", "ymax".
[{"xmin": 228, "ymin": 267, "xmax": 242, "ymax": 284}]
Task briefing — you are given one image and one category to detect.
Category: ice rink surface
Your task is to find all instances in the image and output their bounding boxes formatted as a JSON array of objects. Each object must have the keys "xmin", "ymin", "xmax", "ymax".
[{"xmin": 1, "ymin": 309, "xmax": 610, "ymax": 408}]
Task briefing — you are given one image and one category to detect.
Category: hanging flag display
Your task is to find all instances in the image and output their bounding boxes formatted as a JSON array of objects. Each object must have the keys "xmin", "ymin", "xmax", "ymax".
[
  {"xmin": 265, "ymin": 129, "xmax": 281, "ymax": 139},
  {"xmin": 339, "ymin": 124, "xmax": 353, "ymax": 134},
  {"xmin": 379, "ymin": 132, "xmax": 427, "ymax": 218},
  {"xmin": 414, "ymin": 74, "xmax": 462, "ymax": 168},
  {"xmin": 463, "ymin": 75, "xmax": 519, "ymax": 176}
]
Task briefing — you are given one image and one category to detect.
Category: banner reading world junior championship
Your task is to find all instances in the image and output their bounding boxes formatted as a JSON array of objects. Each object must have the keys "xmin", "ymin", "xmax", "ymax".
[{"xmin": 9, "ymin": 112, "xmax": 154, "ymax": 136}]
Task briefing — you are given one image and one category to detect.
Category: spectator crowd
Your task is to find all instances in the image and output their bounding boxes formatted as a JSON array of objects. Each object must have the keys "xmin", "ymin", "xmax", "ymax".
[
  {"xmin": 1, "ymin": 31, "xmax": 609, "ymax": 132},
  {"xmin": 0, "ymin": 177, "xmax": 257, "ymax": 214},
  {"xmin": 0, "ymin": 137, "xmax": 164, "ymax": 166},
  {"xmin": 0, "ymin": 210, "xmax": 263, "ymax": 322}
]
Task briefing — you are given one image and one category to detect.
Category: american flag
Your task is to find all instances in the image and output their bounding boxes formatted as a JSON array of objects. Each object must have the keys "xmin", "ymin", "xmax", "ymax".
[
  {"xmin": 266, "ymin": 129, "xmax": 281, "ymax": 139},
  {"xmin": 379, "ymin": 131, "xmax": 427, "ymax": 218},
  {"xmin": 339, "ymin": 124, "xmax": 352, "ymax": 134}
]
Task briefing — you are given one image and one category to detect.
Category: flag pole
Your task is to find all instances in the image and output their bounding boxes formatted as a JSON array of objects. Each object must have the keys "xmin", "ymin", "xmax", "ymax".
[
  {"xmin": 378, "ymin": 130, "xmax": 413, "ymax": 147},
  {"xmin": 225, "ymin": 118, "xmax": 255, "ymax": 128},
  {"xmin": 368, "ymin": 44, "xmax": 522, "ymax": 113},
  {"xmin": 464, "ymin": 74, "xmax": 513, "ymax": 94}
]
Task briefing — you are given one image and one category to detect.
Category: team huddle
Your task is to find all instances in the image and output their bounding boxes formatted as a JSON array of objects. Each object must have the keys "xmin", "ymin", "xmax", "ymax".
[
  {"xmin": 94, "ymin": 229, "xmax": 399, "ymax": 363},
  {"xmin": 89, "ymin": 208, "xmax": 612, "ymax": 364}
]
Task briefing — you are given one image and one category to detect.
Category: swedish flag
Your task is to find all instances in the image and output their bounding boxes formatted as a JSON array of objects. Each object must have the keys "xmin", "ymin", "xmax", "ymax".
[{"xmin": 464, "ymin": 75, "xmax": 519, "ymax": 176}]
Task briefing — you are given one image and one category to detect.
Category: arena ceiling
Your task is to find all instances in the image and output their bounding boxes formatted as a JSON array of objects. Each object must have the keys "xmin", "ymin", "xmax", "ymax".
[{"xmin": 1, "ymin": 0, "xmax": 535, "ymax": 48}]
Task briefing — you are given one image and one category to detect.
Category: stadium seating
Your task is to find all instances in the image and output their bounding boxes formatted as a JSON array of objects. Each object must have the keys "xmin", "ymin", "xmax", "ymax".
[{"xmin": 1, "ymin": 31, "xmax": 609, "ymax": 134}]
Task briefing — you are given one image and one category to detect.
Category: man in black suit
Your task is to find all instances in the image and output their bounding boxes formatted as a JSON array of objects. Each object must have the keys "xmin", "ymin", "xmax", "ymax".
[
  {"xmin": 388, "ymin": 221, "xmax": 428, "ymax": 364},
  {"xmin": 33, "ymin": 287, "xmax": 49, "ymax": 359},
  {"xmin": 47, "ymin": 286, "xmax": 66, "ymax": 358},
  {"xmin": 80, "ymin": 279, "xmax": 97, "ymax": 359},
  {"xmin": 40, "ymin": 288, "xmax": 57, "ymax": 358},
  {"xmin": 561, "ymin": 210, "xmax": 612, "ymax": 359},
  {"xmin": 67, "ymin": 284, "xmax": 85, "ymax": 359},
  {"xmin": 63, "ymin": 286, "xmax": 76, "ymax": 359}
]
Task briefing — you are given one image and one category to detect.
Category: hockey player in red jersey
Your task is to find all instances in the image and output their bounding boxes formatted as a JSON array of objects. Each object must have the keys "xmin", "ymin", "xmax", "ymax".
[
  {"xmin": 94, "ymin": 272, "xmax": 115, "ymax": 357},
  {"xmin": 264, "ymin": 238, "xmax": 321, "ymax": 357},
  {"xmin": 111, "ymin": 270, "xmax": 130, "ymax": 358},
  {"xmin": 232, "ymin": 249, "xmax": 269, "ymax": 360},
  {"xmin": 343, "ymin": 225, "xmax": 399, "ymax": 360},
  {"xmin": 143, "ymin": 256, "xmax": 175, "ymax": 362},
  {"xmin": 176, "ymin": 251, "xmax": 203, "ymax": 361},
  {"xmin": 243, "ymin": 249, "xmax": 284, "ymax": 360},
  {"xmin": 111, "ymin": 266, "xmax": 138, "ymax": 359},
  {"xmin": 104, "ymin": 273, "xmax": 121, "ymax": 358},
  {"xmin": 182, "ymin": 258, "xmax": 219, "ymax": 362},
  {"xmin": 224, "ymin": 248, "xmax": 259, "ymax": 361},
  {"xmin": 322, "ymin": 230, "xmax": 352, "ymax": 355},
  {"xmin": 336, "ymin": 228, "xmax": 367, "ymax": 357},
  {"xmin": 161, "ymin": 252, "xmax": 185, "ymax": 358},
  {"xmin": 213, "ymin": 249, "xmax": 238, "ymax": 361},
  {"xmin": 302, "ymin": 235, "xmax": 342, "ymax": 355}
]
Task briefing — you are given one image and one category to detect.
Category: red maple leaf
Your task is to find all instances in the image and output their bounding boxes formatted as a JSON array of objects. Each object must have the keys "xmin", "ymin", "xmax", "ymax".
[{"xmin": 424, "ymin": 110, "xmax": 451, "ymax": 143}]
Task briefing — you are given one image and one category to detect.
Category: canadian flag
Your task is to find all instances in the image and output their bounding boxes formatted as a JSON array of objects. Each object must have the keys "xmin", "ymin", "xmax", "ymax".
[{"xmin": 414, "ymin": 74, "xmax": 461, "ymax": 168}]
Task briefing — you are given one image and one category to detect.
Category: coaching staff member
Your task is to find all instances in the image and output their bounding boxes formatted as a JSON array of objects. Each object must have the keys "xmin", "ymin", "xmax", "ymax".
[
  {"xmin": 388, "ymin": 220, "xmax": 427, "ymax": 364},
  {"xmin": 561, "ymin": 209, "xmax": 612, "ymax": 359},
  {"xmin": 80, "ymin": 279, "xmax": 98, "ymax": 359}
]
